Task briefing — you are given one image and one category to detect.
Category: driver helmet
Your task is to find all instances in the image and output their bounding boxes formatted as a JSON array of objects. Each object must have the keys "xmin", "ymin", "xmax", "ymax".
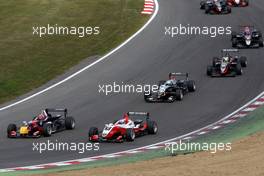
[
  {"xmin": 123, "ymin": 113, "xmax": 129, "ymax": 124},
  {"xmin": 118, "ymin": 119, "xmax": 125, "ymax": 125},
  {"xmin": 244, "ymin": 27, "xmax": 250, "ymax": 35},
  {"xmin": 165, "ymin": 80, "xmax": 173, "ymax": 86},
  {"xmin": 37, "ymin": 110, "xmax": 47, "ymax": 121}
]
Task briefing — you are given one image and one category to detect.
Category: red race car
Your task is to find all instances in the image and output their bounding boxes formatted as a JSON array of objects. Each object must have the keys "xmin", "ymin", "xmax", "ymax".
[
  {"xmin": 227, "ymin": 0, "xmax": 249, "ymax": 7},
  {"xmin": 88, "ymin": 112, "xmax": 158, "ymax": 143}
]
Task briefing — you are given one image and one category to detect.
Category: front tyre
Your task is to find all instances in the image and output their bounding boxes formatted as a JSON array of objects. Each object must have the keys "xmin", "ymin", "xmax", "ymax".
[
  {"xmin": 89, "ymin": 127, "xmax": 99, "ymax": 142},
  {"xmin": 7, "ymin": 124, "xmax": 17, "ymax": 138},
  {"xmin": 175, "ymin": 89, "xmax": 183, "ymax": 101},
  {"xmin": 43, "ymin": 123, "xmax": 52, "ymax": 137},
  {"xmin": 126, "ymin": 128, "xmax": 135, "ymax": 142},
  {"xmin": 232, "ymin": 38, "xmax": 238, "ymax": 48},
  {"xmin": 240, "ymin": 57, "xmax": 247, "ymax": 67},
  {"xmin": 236, "ymin": 64, "xmax": 243, "ymax": 75}
]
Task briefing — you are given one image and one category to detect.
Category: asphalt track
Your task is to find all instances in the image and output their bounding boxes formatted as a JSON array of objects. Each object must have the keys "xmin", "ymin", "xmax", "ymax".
[{"xmin": 1, "ymin": 0, "xmax": 264, "ymax": 169}]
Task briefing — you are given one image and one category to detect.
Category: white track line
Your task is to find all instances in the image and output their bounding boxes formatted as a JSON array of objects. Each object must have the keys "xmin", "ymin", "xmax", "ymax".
[{"xmin": 1, "ymin": 0, "xmax": 264, "ymax": 173}]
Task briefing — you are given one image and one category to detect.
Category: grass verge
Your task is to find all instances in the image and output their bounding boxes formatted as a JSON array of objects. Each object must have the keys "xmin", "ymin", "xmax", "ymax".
[{"xmin": 0, "ymin": 0, "xmax": 148, "ymax": 104}]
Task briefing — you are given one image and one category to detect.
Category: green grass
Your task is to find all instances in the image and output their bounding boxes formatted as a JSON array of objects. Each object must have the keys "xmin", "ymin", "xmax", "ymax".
[{"xmin": 0, "ymin": 0, "xmax": 147, "ymax": 103}]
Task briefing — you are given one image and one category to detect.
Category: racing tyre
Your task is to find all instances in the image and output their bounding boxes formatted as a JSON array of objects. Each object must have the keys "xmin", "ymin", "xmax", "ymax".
[
  {"xmin": 259, "ymin": 39, "xmax": 264, "ymax": 47},
  {"xmin": 207, "ymin": 66, "xmax": 213, "ymax": 76},
  {"xmin": 126, "ymin": 128, "xmax": 135, "ymax": 142},
  {"xmin": 200, "ymin": 1, "xmax": 205, "ymax": 9},
  {"xmin": 7, "ymin": 124, "xmax": 17, "ymax": 138},
  {"xmin": 147, "ymin": 120, "xmax": 158, "ymax": 134},
  {"xmin": 212, "ymin": 57, "xmax": 218, "ymax": 67},
  {"xmin": 232, "ymin": 38, "xmax": 238, "ymax": 48},
  {"xmin": 231, "ymin": 32, "xmax": 237, "ymax": 39},
  {"xmin": 43, "ymin": 123, "xmax": 52, "ymax": 137},
  {"xmin": 175, "ymin": 89, "xmax": 183, "ymax": 101},
  {"xmin": 240, "ymin": 57, "xmax": 247, "ymax": 67},
  {"xmin": 227, "ymin": 6, "xmax": 231, "ymax": 13},
  {"xmin": 65, "ymin": 116, "xmax": 75, "ymax": 130},
  {"xmin": 89, "ymin": 127, "xmax": 99, "ymax": 142},
  {"xmin": 144, "ymin": 92, "xmax": 151, "ymax": 102},
  {"xmin": 236, "ymin": 64, "xmax": 243, "ymax": 75},
  {"xmin": 244, "ymin": 0, "xmax": 249, "ymax": 6},
  {"xmin": 205, "ymin": 5, "xmax": 210, "ymax": 14},
  {"xmin": 187, "ymin": 80, "xmax": 196, "ymax": 92}
]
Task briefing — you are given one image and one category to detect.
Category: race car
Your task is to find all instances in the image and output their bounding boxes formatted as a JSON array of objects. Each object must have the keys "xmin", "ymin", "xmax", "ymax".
[
  {"xmin": 201, "ymin": 0, "xmax": 231, "ymax": 14},
  {"xmin": 231, "ymin": 26, "xmax": 263, "ymax": 48},
  {"xmin": 207, "ymin": 49, "xmax": 247, "ymax": 77},
  {"xmin": 144, "ymin": 73, "xmax": 196, "ymax": 102},
  {"xmin": 7, "ymin": 108, "xmax": 75, "ymax": 138},
  {"xmin": 227, "ymin": 0, "xmax": 249, "ymax": 7},
  {"xmin": 88, "ymin": 112, "xmax": 158, "ymax": 143}
]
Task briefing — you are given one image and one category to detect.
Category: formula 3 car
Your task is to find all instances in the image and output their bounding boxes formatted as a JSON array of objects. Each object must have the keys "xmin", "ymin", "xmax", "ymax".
[
  {"xmin": 231, "ymin": 26, "xmax": 263, "ymax": 48},
  {"xmin": 207, "ymin": 49, "xmax": 247, "ymax": 77},
  {"xmin": 88, "ymin": 112, "xmax": 158, "ymax": 143},
  {"xmin": 201, "ymin": 0, "xmax": 231, "ymax": 14},
  {"xmin": 144, "ymin": 73, "xmax": 196, "ymax": 102},
  {"xmin": 227, "ymin": 0, "xmax": 249, "ymax": 7},
  {"xmin": 7, "ymin": 109, "xmax": 75, "ymax": 138}
]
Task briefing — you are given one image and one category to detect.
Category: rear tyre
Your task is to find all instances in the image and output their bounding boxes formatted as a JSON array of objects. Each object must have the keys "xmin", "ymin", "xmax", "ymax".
[
  {"xmin": 187, "ymin": 80, "xmax": 196, "ymax": 92},
  {"xmin": 126, "ymin": 128, "xmax": 135, "ymax": 142},
  {"xmin": 43, "ymin": 123, "xmax": 52, "ymax": 137},
  {"xmin": 147, "ymin": 120, "xmax": 158, "ymax": 134},
  {"xmin": 240, "ymin": 57, "xmax": 247, "ymax": 67},
  {"xmin": 7, "ymin": 124, "xmax": 17, "ymax": 138},
  {"xmin": 175, "ymin": 89, "xmax": 183, "ymax": 101},
  {"xmin": 236, "ymin": 64, "xmax": 243, "ymax": 75},
  {"xmin": 65, "ymin": 116, "xmax": 75, "ymax": 130}
]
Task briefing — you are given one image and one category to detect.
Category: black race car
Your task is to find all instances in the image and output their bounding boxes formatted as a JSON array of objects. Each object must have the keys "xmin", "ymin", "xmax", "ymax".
[
  {"xmin": 7, "ymin": 109, "xmax": 75, "ymax": 138},
  {"xmin": 207, "ymin": 49, "xmax": 247, "ymax": 77},
  {"xmin": 144, "ymin": 73, "xmax": 196, "ymax": 102},
  {"xmin": 231, "ymin": 26, "xmax": 263, "ymax": 48},
  {"xmin": 201, "ymin": 0, "xmax": 231, "ymax": 14}
]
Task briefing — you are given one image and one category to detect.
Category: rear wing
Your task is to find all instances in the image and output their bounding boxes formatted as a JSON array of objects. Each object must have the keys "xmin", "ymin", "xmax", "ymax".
[
  {"xmin": 222, "ymin": 49, "xmax": 238, "ymax": 52},
  {"xmin": 169, "ymin": 72, "xmax": 189, "ymax": 80},
  {"xmin": 127, "ymin": 112, "xmax": 149, "ymax": 117},
  {"xmin": 238, "ymin": 25, "xmax": 254, "ymax": 29},
  {"xmin": 45, "ymin": 108, "xmax": 68, "ymax": 117}
]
